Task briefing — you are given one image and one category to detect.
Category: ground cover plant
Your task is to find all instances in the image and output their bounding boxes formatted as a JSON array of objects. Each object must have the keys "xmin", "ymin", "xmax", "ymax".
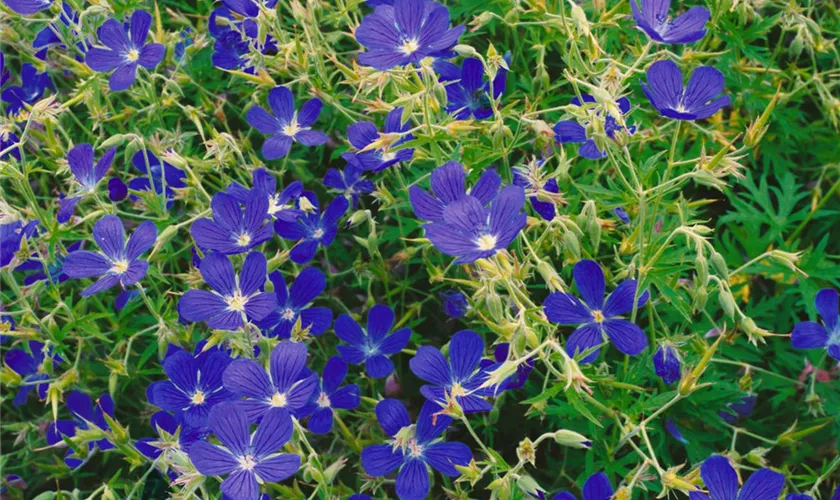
[{"xmin": 1, "ymin": 0, "xmax": 839, "ymax": 498}]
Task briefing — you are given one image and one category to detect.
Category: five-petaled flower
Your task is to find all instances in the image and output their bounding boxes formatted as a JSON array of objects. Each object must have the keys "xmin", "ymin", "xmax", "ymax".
[
  {"xmin": 343, "ymin": 107, "xmax": 415, "ymax": 172},
  {"xmin": 85, "ymin": 10, "xmax": 165, "ymax": 91},
  {"xmin": 410, "ymin": 330, "xmax": 500, "ymax": 413},
  {"xmin": 226, "ymin": 168, "xmax": 303, "ymax": 222},
  {"xmin": 189, "ymin": 403, "xmax": 301, "ymax": 500},
  {"xmin": 178, "ymin": 251, "xmax": 277, "ymax": 330},
  {"xmin": 2, "ymin": 63, "xmax": 53, "ymax": 117},
  {"xmin": 355, "ymin": 0, "xmax": 465, "ymax": 70},
  {"xmin": 222, "ymin": 340, "xmax": 319, "ymax": 422},
  {"xmin": 631, "ymin": 0, "xmax": 710, "ymax": 45},
  {"xmin": 653, "ymin": 343, "xmax": 681, "ymax": 384},
  {"xmin": 4, "ymin": 340, "xmax": 63, "ymax": 407},
  {"xmin": 335, "ymin": 304, "xmax": 411, "ymax": 378},
  {"xmin": 149, "ymin": 349, "xmax": 233, "ymax": 428},
  {"xmin": 301, "ymin": 356, "xmax": 360, "ymax": 434},
  {"xmin": 409, "ymin": 161, "xmax": 501, "ymax": 223},
  {"xmin": 246, "ymin": 86, "xmax": 328, "ymax": 160},
  {"xmin": 554, "ymin": 94, "xmax": 635, "ymax": 160},
  {"xmin": 437, "ymin": 57, "xmax": 508, "ymax": 120},
  {"xmin": 191, "ymin": 191, "xmax": 273, "ymax": 255},
  {"xmin": 642, "ymin": 60, "xmax": 730, "ymax": 121},
  {"xmin": 46, "ymin": 391, "xmax": 115, "ymax": 469},
  {"xmin": 274, "ymin": 193, "xmax": 349, "ymax": 264},
  {"xmin": 63, "ymin": 215, "xmax": 157, "ymax": 296},
  {"xmin": 361, "ymin": 399, "xmax": 471, "ymax": 500},
  {"xmin": 791, "ymin": 288, "xmax": 840, "ymax": 361},
  {"xmin": 689, "ymin": 455, "xmax": 785, "ymax": 500},
  {"xmin": 543, "ymin": 260, "xmax": 650, "ymax": 363},
  {"xmin": 258, "ymin": 267, "xmax": 333, "ymax": 339},
  {"xmin": 323, "ymin": 164, "xmax": 375, "ymax": 208}
]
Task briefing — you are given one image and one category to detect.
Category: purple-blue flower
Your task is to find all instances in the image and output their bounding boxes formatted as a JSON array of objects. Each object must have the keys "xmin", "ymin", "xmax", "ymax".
[
  {"xmin": 631, "ymin": 0, "xmax": 710, "ymax": 44},
  {"xmin": 410, "ymin": 330, "xmax": 500, "ymax": 413},
  {"xmin": 222, "ymin": 340, "xmax": 319, "ymax": 422},
  {"xmin": 791, "ymin": 288, "xmax": 840, "ymax": 361},
  {"xmin": 258, "ymin": 268, "xmax": 333, "ymax": 339},
  {"xmin": 440, "ymin": 290, "xmax": 468, "ymax": 318},
  {"xmin": 689, "ymin": 455, "xmax": 785, "ymax": 500},
  {"xmin": 480, "ymin": 342, "xmax": 533, "ymax": 391},
  {"xmin": 66, "ymin": 144, "xmax": 116, "ymax": 193},
  {"xmin": 246, "ymin": 86, "xmax": 328, "ymax": 160},
  {"xmin": 554, "ymin": 94, "xmax": 635, "ymax": 160},
  {"xmin": 355, "ymin": 0, "xmax": 465, "ymax": 70},
  {"xmin": 274, "ymin": 193, "xmax": 349, "ymax": 264},
  {"xmin": 409, "ymin": 162, "xmax": 502, "ymax": 223},
  {"xmin": 543, "ymin": 260, "xmax": 650, "ymax": 363},
  {"xmin": 226, "ymin": 168, "xmax": 303, "ymax": 222},
  {"xmin": 335, "ymin": 304, "xmax": 411, "ymax": 378},
  {"xmin": 15, "ymin": 240, "xmax": 82, "ymax": 285},
  {"xmin": 135, "ymin": 411, "xmax": 205, "ymax": 479},
  {"xmin": 665, "ymin": 418, "xmax": 689, "ymax": 444},
  {"xmin": 301, "ymin": 356, "xmax": 360, "ymax": 434},
  {"xmin": 513, "ymin": 160, "xmax": 561, "ymax": 220},
  {"xmin": 0, "ymin": 220, "xmax": 39, "ymax": 268},
  {"xmin": 0, "ymin": 51, "xmax": 8, "ymax": 87},
  {"xmin": 613, "ymin": 206, "xmax": 630, "ymax": 224},
  {"xmin": 437, "ymin": 57, "xmax": 507, "ymax": 120},
  {"xmin": 149, "ymin": 349, "xmax": 233, "ymax": 428},
  {"xmin": 189, "ymin": 403, "xmax": 300, "ymax": 500},
  {"xmin": 46, "ymin": 391, "xmax": 115, "ymax": 469},
  {"xmin": 191, "ymin": 191, "xmax": 272, "ymax": 255},
  {"xmin": 178, "ymin": 252, "xmax": 276, "ymax": 330},
  {"xmin": 129, "ymin": 150, "xmax": 187, "ymax": 204},
  {"xmin": 323, "ymin": 164, "xmax": 375, "ymax": 208},
  {"xmin": 85, "ymin": 10, "xmax": 165, "ymax": 91},
  {"xmin": 62, "ymin": 216, "xmax": 157, "ymax": 296},
  {"xmin": 642, "ymin": 60, "xmax": 730, "ymax": 121},
  {"xmin": 342, "ymin": 107, "xmax": 414, "ymax": 172},
  {"xmin": 108, "ymin": 177, "xmax": 128, "ymax": 201},
  {"xmin": 719, "ymin": 395, "xmax": 756, "ymax": 424},
  {"xmin": 361, "ymin": 399, "xmax": 471, "ymax": 500},
  {"xmin": 653, "ymin": 343, "xmax": 681, "ymax": 384},
  {"xmin": 423, "ymin": 184, "xmax": 527, "ymax": 264},
  {"xmin": 2, "ymin": 0, "xmax": 50, "ymax": 15},
  {"xmin": 33, "ymin": 3, "xmax": 81, "ymax": 51},
  {"xmin": 2, "ymin": 63, "xmax": 53, "ymax": 117},
  {"xmin": 4, "ymin": 340, "xmax": 62, "ymax": 406},
  {"xmin": 0, "ymin": 131, "xmax": 21, "ymax": 161},
  {"xmin": 550, "ymin": 471, "xmax": 613, "ymax": 500}
]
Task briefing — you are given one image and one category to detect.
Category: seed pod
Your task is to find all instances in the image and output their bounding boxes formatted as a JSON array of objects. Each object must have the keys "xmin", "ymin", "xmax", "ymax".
[
  {"xmin": 719, "ymin": 288, "xmax": 736, "ymax": 318},
  {"xmin": 710, "ymin": 252, "xmax": 729, "ymax": 280},
  {"xmin": 695, "ymin": 254, "xmax": 709, "ymax": 286},
  {"xmin": 562, "ymin": 231, "xmax": 581, "ymax": 260}
]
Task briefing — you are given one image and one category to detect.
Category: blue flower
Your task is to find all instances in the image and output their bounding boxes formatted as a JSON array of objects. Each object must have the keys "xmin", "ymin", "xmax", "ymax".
[
  {"xmin": 178, "ymin": 252, "xmax": 277, "ymax": 330},
  {"xmin": 15, "ymin": 240, "xmax": 82, "ymax": 285},
  {"xmin": 665, "ymin": 418, "xmax": 689, "ymax": 444},
  {"xmin": 440, "ymin": 290, "xmax": 468, "ymax": 318},
  {"xmin": 410, "ymin": 330, "xmax": 500, "ymax": 413},
  {"xmin": 0, "ymin": 51, "xmax": 8, "ymax": 87},
  {"xmin": 2, "ymin": 63, "xmax": 53, "ymax": 117},
  {"xmin": 135, "ymin": 411, "xmax": 205, "ymax": 480},
  {"xmin": 189, "ymin": 403, "xmax": 300, "ymax": 500},
  {"xmin": 85, "ymin": 11, "xmax": 165, "ymax": 91},
  {"xmin": 689, "ymin": 455, "xmax": 784, "ymax": 500},
  {"xmin": 274, "ymin": 193, "xmax": 349, "ymax": 264},
  {"xmin": 718, "ymin": 395, "xmax": 756, "ymax": 424},
  {"xmin": 66, "ymin": 144, "xmax": 116, "ymax": 193},
  {"xmin": 480, "ymin": 342, "xmax": 533, "ymax": 391},
  {"xmin": 642, "ymin": 60, "xmax": 730, "ymax": 121},
  {"xmin": 174, "ymin": 28, "xmax": 193, "ymax": 60},
  {"xmin": 613, "ymin": 206, "xmax": 630, "ymax": 224},
  {"xmin": 653, "ymin": 343, "xmax": 681, "ymax": 384},
  {"xmin": 4, "ymin": 340, "xmax": 62, "ymax": 406},
  {"xmin": 0, "ymin": 220, "xmax": 39, "ymax": 268},
  {"xmin": 791, "ymin": 288, "xmax": 840, "ymax": 361},
  {"xmin": 301, "ymin": 356, "xmax": 360, "ymax": 434},
  {"xmin": 46, "ymin": 391, "xmax": 115, "ymax": 469},
  {"xmin": 222, "ymin": 0, "xmax": 278, "ymax": 17},
  {"xmin": 226, "ymin": 168, "xmax": 303, "ymax": 222},
  {"xmin": 409, "ymin": 161, "xmax": 502, "ymax": 223},
  {"xmin": 543, "ymin": 260, "xmax": 650, "ymax": 363},
  {"xmin": 149, "ymin": 349, "xmax": 233, "ymax": 428},
  {"xmin": 550, "ymin": 471, "xmax": 614, "ymax": 500},
  {"xmin": 129, "ymin": 150, "xmax": 187, "ymax": 204},
  {"xmin": 108, "ymin": 177, "xmax": 128, "ymax": 201},
  {"xmin": 222, "ymin": 340, "xmax": 319, "ymax": 422},
  {"xmin": 361, "ymin": 399, "xmax": 471, "ymax": 500},
  {"xmin": 631, "ymin": 0, "xmax": 710, "ymax": 44},
  {"xmin": 33, "ymin": 3, "xmax": 82, "ymax": 52},
  {"xmin": 324, "ymin": 164, "xmax": 375, "ymax": 208},
  {"xmin": 246, "ymin": 86, "xmax": 328, "ymax": 160},
  {"xmin": 423, "ymin": 185, "xmax": 527, "ymax": 264},
  {"xmin": 513, "ymin": 160, "xmax": 562, "ymax": 220},
  {"xmin": 2, "ymin": 0, "xmax": 50, "ymax": 15},
  {"xmin": 0, "ymin": 131, "xmax": 21, "ymax": 161},
  {"xmin": 437, "ymin": 57, "xmax": 508, "ymax": 120},
  {"xmin": 259, "ymin": 267, "xmax": 333, "ymax": 339},
  {"xmin": 355, "ymin": 0, "xmax": 465, "ymax": 70},
  {"xmin": 335, "ymin": 304, "xmax": 411, "ymax": 378},
  {"xmin": 343, "ymin": 107, "xmax": 414, "ymax": 172},
  {"xmin": 554, "ymin": 94, "xmax": 635, "ymax": 160},
  {"xmin": 62, "ymin": 216, "xmax": 157, "ymax": 296},
  {"xmin": 191, "ymin": 191, "xmax": 272, "ymax": 255}
]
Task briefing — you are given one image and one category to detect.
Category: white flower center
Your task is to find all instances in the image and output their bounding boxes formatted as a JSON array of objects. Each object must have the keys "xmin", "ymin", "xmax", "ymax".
[
  {"xmin": 592, "ymin": 310, "xmax": 605, "ymax": 323},
  {"xmin": 450, "ymin": 382, "xmax": 467, "ymax": 398},
  {"xmin": 283, "ymin": 120, "xmax": 301, "ymax": 137},
  {"xmin": 226, "ymin": 293, "xmax": 248, "ymax": 312},
  {"xmin": 268, "ymin": 194, "xmax": 288, "ymax": 215},
  {"xmin": 191, "ymin": 390, "xmax": 206, "ymax": 405},
  {"xmin": 312, "ymin": 228, "xmax": 324, "ymax": 240},
  {"xmin": 381, "ymin": 151, "xmax": 396, "ymax": 162},
  {"xmin": 237, "ymin": 233, "xmax": 251, "ymax": 246},
  {"xmin": 476, "ymin": 234, "xmax": 497, "ymax": 251},
  {"xmin": 125, "ymin": 49, "xmax": 140, "ymax": 62},
  {"xmin": 282, "ymin": 308, "xmax": 296, "ymax": 320},
  {"xmin": 270, "ymin": 392, "xmax": 287, "ymax": 407},
  {"xmin": 110, "ymin": 259, "xmax": 130, "ymax": 274},
  {"xmin": 238, "ymin": 454, "xmax": 257, "ymax": 471},
  {"xmin": 400, "ymin": 39, "xmax": 419, "ymax": 55},
  {"xmin": 316, "ymin": 391, "xmax": 331, "ymax": 408}
]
